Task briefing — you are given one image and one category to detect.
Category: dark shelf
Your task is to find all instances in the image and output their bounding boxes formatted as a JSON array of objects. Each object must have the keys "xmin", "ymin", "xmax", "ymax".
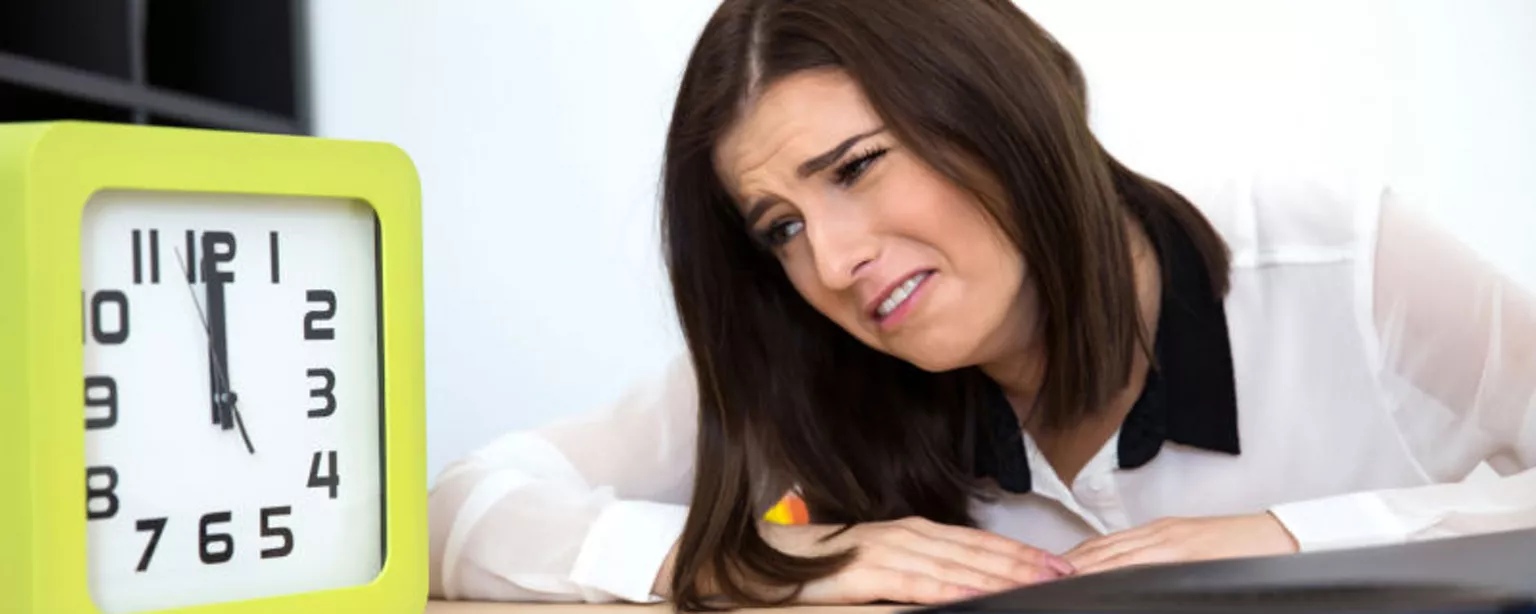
[
  {"xmin": 0, "ymin": 80, "xmax": 133, "ymax": 123},
  {"xmin": 0, "ymin": 0, "xmax": 308, "ymax": 135},
  {"xmin": 146, "ymin": 113, "xmax": 218, "ymax": 131},
  {"xmin": 0, "ymin": 0, "xmax": 132, "ymax": 80},
  {"xmin": 0, "ymin": 52, "xmax": 300, "ymax": 134},
  {"xmin": 147, "ymin": 1, "xmax": 299, "ymax": 118}
]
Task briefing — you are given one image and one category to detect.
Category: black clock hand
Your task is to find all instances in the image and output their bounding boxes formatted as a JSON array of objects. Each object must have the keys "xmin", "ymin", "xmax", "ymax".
[
  {"xmin": 202, "ymin": 238, "xmax": 235, "ymax": 431},
  {"xmin": 230, "ymin": 403, "xmax": 255, "ymax": 455},
  {"xmin": 199, "ymin": 232, "xmax": 256, "ymax": 455},
  {"xmin": 173, "ymin": 247, "xmax": 229, "ymax": 426},
  {"xmin": 176, "ymin": 240, "xmax": 256, "ymax": 455}
]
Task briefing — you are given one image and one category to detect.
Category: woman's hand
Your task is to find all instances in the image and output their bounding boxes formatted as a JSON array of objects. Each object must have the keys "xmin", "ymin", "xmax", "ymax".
[
  {"xmin": 765, "ymin": 516, "xmax": 1073, "ymax": 604},
  {"xmin": 1064, "ymin": 513, "xmax": 1299, "ymax": 575},
  {"xmin": 656, "ymin": 516, "xmax": 1072, "ymax": 605}
]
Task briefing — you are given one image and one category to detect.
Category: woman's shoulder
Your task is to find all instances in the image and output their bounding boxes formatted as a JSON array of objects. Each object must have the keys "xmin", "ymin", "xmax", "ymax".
[{"xmin": 1157, "ymin": 162, "xmax": 1388, "ymax": 270}]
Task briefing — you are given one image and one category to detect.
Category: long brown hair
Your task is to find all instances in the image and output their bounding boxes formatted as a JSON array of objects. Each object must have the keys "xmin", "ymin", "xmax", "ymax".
[{"xmin": 660, "ymin": 0, "xmax": 1229, "ymax": 609}]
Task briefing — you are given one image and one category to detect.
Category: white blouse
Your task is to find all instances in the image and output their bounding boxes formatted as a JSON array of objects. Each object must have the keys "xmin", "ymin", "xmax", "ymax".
[{"xmin": 427, "ymin": 167, "xmax": 1536, "ymax": 604}]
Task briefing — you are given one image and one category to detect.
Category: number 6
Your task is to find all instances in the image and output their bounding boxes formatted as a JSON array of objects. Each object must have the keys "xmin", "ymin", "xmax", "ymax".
[{"xmin": 199, "ymin": 511, "xmax": 234, "ymax": 564}]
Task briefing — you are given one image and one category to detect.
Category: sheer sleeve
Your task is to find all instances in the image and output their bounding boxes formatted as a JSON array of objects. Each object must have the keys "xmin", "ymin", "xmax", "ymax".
[
  {"xmin": 1271, "ymin": 187, "xmax": 1536, "ymax": 550},
  {"xmin": 428, "ymin": 354, "xmax": 700, "ymax": 603}
]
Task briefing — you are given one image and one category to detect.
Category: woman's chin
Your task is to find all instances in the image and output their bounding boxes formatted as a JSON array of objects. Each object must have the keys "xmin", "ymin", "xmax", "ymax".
[{"xmin": 888, "ymin": 340, "xmax": 982, "ymax": 373}]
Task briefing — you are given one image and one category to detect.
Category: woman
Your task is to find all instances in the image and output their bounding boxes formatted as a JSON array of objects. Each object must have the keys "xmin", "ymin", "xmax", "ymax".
[{"xmin": 429, "ymin": 0, "xmax": 1536, "ymax": 609}]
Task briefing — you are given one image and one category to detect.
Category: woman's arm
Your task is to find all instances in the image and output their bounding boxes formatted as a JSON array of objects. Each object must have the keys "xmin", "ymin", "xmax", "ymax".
[
  {"xmin": 1268, "ymin": 188, "xmax": 1536, "ymax": 550},
  {"xmin": 1067, "ymin": 186, "xmax": 1536, "ymax": 573},
  {"xmin": 429, "ymin": 354, "xmax": 700, "ymax": 603}
]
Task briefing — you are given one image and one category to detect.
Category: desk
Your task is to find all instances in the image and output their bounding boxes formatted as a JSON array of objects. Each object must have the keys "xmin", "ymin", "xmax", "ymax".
[{"xmin": 425, "ymin": 602, "xmax": 898, "ymax": 614}]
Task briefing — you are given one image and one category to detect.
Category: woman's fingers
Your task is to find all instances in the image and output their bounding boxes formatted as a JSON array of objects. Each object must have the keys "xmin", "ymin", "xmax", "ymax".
[
  {"xmin": 1066, "ymin": 532, "xmax": 1163, "ymax": 573},
  {"xmin": 880, "ymin": 524, "xmax": 1063, "ymax": 585},
  {"xmin": 899, "ymin": 517, "xmax": 1075, "ymax": 576},
  {"xmin": 785, "ymin": 518, "xmax": 1070, "ymax": 605},
  {"xmin": 1074, "ymin": 542, "xmax": 1178, "ymax": 575},
  {"xmin": 873, "ymin": 541, "xmax": 1022, "ymax": 594},
  {"xmin": 889, "ymin": 570, "xmax": 987, "ymax": 605},
  {"xmin": 846, "ymin": 566, "xmax": 986, "ymax": 605}
]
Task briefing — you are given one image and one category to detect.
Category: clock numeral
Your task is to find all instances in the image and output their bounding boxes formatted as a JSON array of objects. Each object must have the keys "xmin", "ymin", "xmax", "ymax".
[
  {"xmin": 86, "ymin": 290, "xmax": 130, "ymax": 345},
  {"xmin": 135, "ymin": 509, "xmax": 296, "ymax": 570},
  {"xmin": 307, "ymin": 368, "xmax": 337, "ymax": 418},
  {"xmin": 135, "ymin": 517, "xmax": 168, "ymax": 572},
  {"xmin": 198, "ymin": 511, "xmax": 235, "ymax": 564},
  {"xmin": 131, "ymin": 229, "xmax": 161, "ymax": 284},
  {"xmin": 85, "ymin": 375, "xmax": 118, "ymax": 429},
  {"xmin": 182, "ymin": 230, "xmax": 196, "ymax": 282},
  {"xmin": 149, "ymin": 230, "xmax": 161, "ymax": 283},
  {"xmin": 132, "ymin": 230, "xmax": 143, "ymax": 284},
  {"xmin": 181, "ymin": 230, "xmax": 238, "ymax": 283},
  {"xmin": 260, "ymin": 506, "xmax": 295, "ymax": 559},
  {"xmin": 270, "ymin": 231, "xmax": 282, "ymax": 284},
  {"xmin": 304, "ymin": 290, "xmax": 337, "ymax": 340},
  {"xmin": 308, "ymin": 450, "xmax": 340, "ymax": 499},
  {"xmin": 201, "ymin": 231, "xmax": 237, "ymax": 283},
  {"xmin": 85, "ymin": 466, "xmax": 119, "ymax": 520}
]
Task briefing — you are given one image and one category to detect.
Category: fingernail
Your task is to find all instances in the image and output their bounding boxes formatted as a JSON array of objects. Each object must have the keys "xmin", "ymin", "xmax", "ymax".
[{"xmin": 1050, "ymin": 557, "xmax": 1076, "ymax": 575}]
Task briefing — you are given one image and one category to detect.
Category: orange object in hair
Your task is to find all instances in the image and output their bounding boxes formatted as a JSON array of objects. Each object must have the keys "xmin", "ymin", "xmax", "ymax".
[{"xmin": 762, "ymin": 492, "xmax": 811, "ymax": 525}]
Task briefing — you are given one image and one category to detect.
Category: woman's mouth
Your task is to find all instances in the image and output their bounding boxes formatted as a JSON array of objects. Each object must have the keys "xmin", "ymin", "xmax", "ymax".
[{"xmin": 872, "ymin": 270, "xmax": 935, "ymax": 327}]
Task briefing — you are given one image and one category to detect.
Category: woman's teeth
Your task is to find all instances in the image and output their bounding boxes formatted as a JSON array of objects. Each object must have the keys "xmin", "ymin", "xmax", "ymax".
[{"xmin": 877, "ymin": 272, "xmax": 930, "ymax": 318}]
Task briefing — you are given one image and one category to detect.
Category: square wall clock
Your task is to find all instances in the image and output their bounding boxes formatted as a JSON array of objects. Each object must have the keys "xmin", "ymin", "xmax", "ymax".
[{"xmin": 0, "ymin": 121, "xmax": 426, "ymax": 614}]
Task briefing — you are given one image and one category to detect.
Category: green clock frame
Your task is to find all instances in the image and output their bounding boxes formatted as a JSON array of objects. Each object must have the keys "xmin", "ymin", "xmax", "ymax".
[{"xmin": 0, "ymin": 121, "xmax": 427, "ymax": 614}]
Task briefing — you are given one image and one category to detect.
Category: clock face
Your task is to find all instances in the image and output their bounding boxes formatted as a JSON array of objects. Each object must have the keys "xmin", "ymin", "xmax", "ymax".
[{"xmin": 80, "ymin": 190, "xmax": 384, "ymax": 613}]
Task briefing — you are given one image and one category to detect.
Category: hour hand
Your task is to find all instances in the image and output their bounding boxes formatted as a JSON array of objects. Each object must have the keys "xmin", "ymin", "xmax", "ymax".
[
  {"xmin": 204, "ymin": 271, "xmax": 234, "ymax": 430},
  {"xmin": 201, "ymin": 232, "xmax": 238, "ymax": 431}
]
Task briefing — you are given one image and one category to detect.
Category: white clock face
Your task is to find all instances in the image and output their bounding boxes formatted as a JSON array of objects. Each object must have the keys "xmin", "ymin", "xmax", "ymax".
[{"xmin": 80, "ymin": 190, "xmax": 384, "ymax": 614}]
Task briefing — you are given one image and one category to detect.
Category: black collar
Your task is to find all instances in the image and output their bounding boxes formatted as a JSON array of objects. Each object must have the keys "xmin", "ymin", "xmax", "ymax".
[{"xmin": 973, "ymin": 218, "xmax": 1241, "ymax": 494}]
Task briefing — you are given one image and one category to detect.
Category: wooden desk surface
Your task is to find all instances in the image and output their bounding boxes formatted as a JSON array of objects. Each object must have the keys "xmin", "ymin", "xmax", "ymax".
[{"xmin": 425, "ymin": 602, "xmax": 898, "ymax": 614}]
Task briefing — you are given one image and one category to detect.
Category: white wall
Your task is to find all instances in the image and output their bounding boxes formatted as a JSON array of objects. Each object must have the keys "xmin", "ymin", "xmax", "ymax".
[{"xmin": 309, "ymin": 0, "xmax": 1536, "ymax": 479}]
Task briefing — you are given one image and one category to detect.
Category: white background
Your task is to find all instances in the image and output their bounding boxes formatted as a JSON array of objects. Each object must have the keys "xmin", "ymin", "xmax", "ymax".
[{"xmin": 307, "ymin": 0, "xmax": 1536, "ymax": 479}]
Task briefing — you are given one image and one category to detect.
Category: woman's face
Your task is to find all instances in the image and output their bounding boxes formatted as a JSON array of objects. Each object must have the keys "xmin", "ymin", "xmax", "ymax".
[{"xmin": 714, "ymin": 68, "xmax": 1039, "ymax": 372}]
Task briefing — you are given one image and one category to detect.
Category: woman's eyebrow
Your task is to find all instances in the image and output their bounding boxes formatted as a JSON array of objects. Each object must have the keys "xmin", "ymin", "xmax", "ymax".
[
  {"xmin": 796, "ymin": 127, "xmax": 886, "ymax": 178},
  {"xmin": 741, "ymin": 127, "xmax": 887, "ymax": 228},
  {"xmin": 743, "ymin": 195, "xmax": 782, "ymax": 229}
]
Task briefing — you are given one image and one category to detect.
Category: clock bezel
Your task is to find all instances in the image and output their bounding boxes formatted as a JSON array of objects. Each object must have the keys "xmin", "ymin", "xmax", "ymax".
[{"xmin": 0, "ymin": 121, "xmax": 426, "ymax": 614}]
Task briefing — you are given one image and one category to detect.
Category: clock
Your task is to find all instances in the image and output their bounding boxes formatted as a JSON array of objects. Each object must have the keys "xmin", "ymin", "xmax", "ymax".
[{"xmin": 0, "ymin": 122, "xmax": 426, "ymax": 614}]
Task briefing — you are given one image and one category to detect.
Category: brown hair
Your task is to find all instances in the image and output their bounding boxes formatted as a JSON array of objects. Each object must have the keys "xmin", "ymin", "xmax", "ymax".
[{"xmin": 660, "ymin": 0, "xmax": 1230, "ymax": 609}]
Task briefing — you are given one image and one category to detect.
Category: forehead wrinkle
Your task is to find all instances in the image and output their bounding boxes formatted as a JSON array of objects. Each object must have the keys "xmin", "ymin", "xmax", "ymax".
[
  {"xmin": 719, "ymin": 69, "xmax": 870, "ymax": 209},
  {"xmin": 733, "ymin": 139, "xmax": 792, "ymax": 197},
  {"xmin": 720, "ymin": 115, "xmax": 801, "ymax": 205}
]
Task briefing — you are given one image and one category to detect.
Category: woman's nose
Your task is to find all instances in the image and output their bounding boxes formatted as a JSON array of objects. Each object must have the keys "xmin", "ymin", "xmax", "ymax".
[{"xmin": 806, "ymin": 202, "xmax": 879, "ymax": 290}]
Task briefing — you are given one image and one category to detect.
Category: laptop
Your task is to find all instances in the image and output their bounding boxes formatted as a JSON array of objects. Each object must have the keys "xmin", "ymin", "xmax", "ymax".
[{"xmin": 909, "ymin": 528, "xmax": 1536, "ymax": 613}]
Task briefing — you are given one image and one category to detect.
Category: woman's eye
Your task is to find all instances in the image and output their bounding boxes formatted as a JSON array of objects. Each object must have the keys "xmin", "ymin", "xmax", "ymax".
[
  {"xmin": 760, "ymin": 219, "xmax": 805, "ymax": 247},
  {"xmin": 834, "ymin": 147, "xmax": 889, "ymax": 186}
]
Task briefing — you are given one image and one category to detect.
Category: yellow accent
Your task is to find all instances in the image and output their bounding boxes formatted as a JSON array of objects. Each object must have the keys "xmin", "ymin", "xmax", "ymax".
[
  {"xmin": 762, "ymin": 500, "xmax": 794, "ymax": 526},
  {"xmin": 763, "ymin": 493, "xmax": 810, "ymax": 525},
  {"xmin": 0, "ymin": 122, "xmax": 427, "ymax": 614}
]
